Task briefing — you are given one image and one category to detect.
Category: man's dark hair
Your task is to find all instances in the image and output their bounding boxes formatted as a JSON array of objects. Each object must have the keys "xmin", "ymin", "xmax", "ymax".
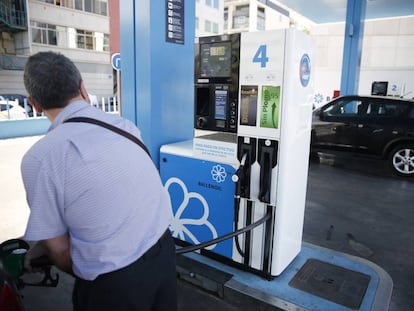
[{"xmin": 24, "ymin": 51, "xmax": 82, "ymax": 109}]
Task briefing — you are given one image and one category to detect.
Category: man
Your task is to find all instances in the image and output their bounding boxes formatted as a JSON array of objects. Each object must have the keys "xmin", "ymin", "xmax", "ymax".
[{"xmin": 21, "ymin": 51, "xmax": 177, "ymax": 311}]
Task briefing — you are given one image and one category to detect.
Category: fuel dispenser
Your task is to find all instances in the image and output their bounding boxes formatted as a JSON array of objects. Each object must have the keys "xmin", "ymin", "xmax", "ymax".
[{"xmin": 160, "ymin": 28, "xmax": 314, "ymax": 278}]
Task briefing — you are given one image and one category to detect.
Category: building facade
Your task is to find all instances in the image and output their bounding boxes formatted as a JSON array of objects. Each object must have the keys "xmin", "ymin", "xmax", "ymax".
[
  {"xmin": 195, "ymin": 0, "xmax": 224, "ymax": 37},
  {"xmin": 223, "ymin": 0, "xmax": 291, "ymax": 34},
  {"xmin": 0, "ymin": 0, "xmax": 113, "ymax": 98}
]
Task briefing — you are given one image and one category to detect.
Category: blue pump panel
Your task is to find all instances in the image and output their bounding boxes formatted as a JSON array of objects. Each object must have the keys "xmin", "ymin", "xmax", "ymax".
[{"xmin": 160, "ymin": 141, "xmax": 236, "ymax": 258}]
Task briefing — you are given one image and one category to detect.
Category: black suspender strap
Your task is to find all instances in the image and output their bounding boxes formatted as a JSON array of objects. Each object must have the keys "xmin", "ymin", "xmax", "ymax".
[{"xmin": 63, "ymin": 117, "xmax": 151, "ymax": 158}]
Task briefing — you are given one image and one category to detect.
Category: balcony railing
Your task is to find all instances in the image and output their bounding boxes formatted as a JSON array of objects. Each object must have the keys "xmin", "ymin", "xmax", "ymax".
[
  {"xmin": 0, "ymin": 97, "xmax": 121, "ymax": 121},
  {"xmin": 0, "ymin": 1, "xmax": 27, "ymax": 32},
  {"xmin": 0, "ymin": 55, "xmax": 27, "ymax": 70}
]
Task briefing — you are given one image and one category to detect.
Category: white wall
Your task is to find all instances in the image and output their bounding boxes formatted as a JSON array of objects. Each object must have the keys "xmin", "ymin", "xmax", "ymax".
[
  {"xmin": 311, "ymin": 15, "xmax": 414, "ymax": 106},
  {"xmin": 0, "ymin": 70, "xmax": 27, "ymax": 95},
  {"xmin": 264, "ymin": 4, "xmax": 290, "ymax": 30}
]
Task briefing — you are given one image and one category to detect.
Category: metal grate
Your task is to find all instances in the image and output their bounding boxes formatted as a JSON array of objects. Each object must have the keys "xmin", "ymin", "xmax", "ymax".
[{"xmin": 289, "ymin": 259, "xmax": 371, "ymax": 309}]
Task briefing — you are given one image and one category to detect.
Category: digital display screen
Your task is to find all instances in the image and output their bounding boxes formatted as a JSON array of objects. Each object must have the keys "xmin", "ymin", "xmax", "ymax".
[
  {"xmin": 200, "ymin": 41, "xmax": 232, "ymax": 78},
  {"xmin": 215, "ymin": 89, "xmax": 227, "ymax": 120},
  {"xmin": 371, "ymin": 81, "xmax": 388, "ymax": 96}
]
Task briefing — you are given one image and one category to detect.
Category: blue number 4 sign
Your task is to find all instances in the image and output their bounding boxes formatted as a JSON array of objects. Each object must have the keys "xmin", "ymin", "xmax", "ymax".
[{"xmin": 252, "ymin": 45, "xmax": 269, "ymax": 68}]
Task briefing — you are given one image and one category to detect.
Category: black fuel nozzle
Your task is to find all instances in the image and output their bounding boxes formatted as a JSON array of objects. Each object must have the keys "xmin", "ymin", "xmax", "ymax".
[
  {"xmin": 234, "ymin": 137, "xmax": 257, "ymax": 199},
  {"xmin": 233, "ymin": 152, "xmax": 248, "ymax": 197},
  {"xmin": 258, "ymin": 139, "xmax": 278, "ymax": 204}
]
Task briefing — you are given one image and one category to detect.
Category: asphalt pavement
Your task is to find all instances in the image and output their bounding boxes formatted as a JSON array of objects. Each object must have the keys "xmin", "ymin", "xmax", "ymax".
[
  {"xmin": 304, "ymin": 154, "xmax": 414, "ymax": 311},
  {"xmin": 1, "ymin": 137, "xmax": 413, "ymax": 311}
]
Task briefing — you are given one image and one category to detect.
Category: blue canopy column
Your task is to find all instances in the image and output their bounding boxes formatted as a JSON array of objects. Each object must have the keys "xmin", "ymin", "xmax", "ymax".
[
  {"xmin": 340, "ymin": 0, "xmax": 367, "ymax": 95},
  {"xmin": 119, "ymin": 1, "xmax": 195, "ymax": 167}
]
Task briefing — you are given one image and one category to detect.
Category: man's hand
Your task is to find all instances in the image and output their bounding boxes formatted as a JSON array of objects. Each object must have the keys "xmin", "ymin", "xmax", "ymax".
[
  {"xmin": 24, "ymin": 241, "xmax": 47, "ymax": 273},
  {"xmin": 24, "ymin": 233, "xmax": 73, "ymax": 276},
  {"xmin": 43, "ymin": 233, "xmax": 73, "ymax": 276}
]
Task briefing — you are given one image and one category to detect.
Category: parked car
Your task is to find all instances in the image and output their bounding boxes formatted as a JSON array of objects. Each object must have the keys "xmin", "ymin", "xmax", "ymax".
[
  {"xmin": 311, "ymin": 95, "xmax": 414, "ymax": 177},
  {"xmin": 88, "ymin": 93, "xmax": 99, "ymax": 106},
  {"xmin": 88, "ymin": 94, "xmax": 119, "ymax": 113},
  {"xmin": 0, "ymin": 268, "xmax": 24, "ymax": 310},
  {"xmin": 0, "ymin": 97, "xmax": 27, "ymax": 120},
  {"xmin": 0, "ymin": 94, "xmax": 35, "ymax": 117}
]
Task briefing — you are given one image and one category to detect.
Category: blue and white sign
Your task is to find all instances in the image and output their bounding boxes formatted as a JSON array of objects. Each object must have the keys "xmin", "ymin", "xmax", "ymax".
[
  {"xmin": 165, "ymin": 0, "xmax": 184, "ymax": 45},
  {"xmin": 111, "ymin": 53, "xmax": 121, "ymax": 71},
  {"xmin": 300, "ymin": 54, "xmax": 311, "ymax": 87}
]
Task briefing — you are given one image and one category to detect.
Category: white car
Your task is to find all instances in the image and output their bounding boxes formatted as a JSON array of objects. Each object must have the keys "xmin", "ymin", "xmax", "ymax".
[
  {"xmin": 0, "ymin": 96, "xmax": 27, "ymax": 120},
  {"xmin": 88, "ymin": 93, "xmax": 99, "ymax": 106}
]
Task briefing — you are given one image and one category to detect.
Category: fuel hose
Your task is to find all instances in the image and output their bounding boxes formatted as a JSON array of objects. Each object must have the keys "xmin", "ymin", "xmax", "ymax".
[{"xmin": 175, "ymin": 213, "xmax": 271, "ymax": 255}]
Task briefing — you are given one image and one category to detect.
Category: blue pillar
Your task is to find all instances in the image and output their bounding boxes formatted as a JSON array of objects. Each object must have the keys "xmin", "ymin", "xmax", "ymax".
[
  {"xmin": 340, "ymin": 0, "xmax": 366, "ymax": 95},
  {"xmin": 119, "ymin": 1, "xmax": 195, "ymax": 167}
]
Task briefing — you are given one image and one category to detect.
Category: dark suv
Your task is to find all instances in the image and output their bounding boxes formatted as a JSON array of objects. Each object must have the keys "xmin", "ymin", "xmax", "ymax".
[{"xmin": 311, "ymin": 95, "xmax": 414, "ymax": 177}]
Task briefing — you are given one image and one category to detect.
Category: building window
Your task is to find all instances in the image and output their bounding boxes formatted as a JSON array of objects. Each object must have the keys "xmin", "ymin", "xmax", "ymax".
[
  {"xmin": 212, "ymin": 22, "xmax": 219, "ymax": 34},
  {"xmin": 75, "ymin": 0, "xmax": 83, "ymax": 10},
  {"xmin": 224, "ymin": 8, "xmax": 228, "ymax": 30},
  {"xmin": 257, "ymin": 7, "xmax": 265, "ymax": 30},
  {"xmin": 195, "ymin": 17, "xmax": 199, "ymax": 30},
  {"xmin": 31, "ymin": 22, "xmax": 108, "ymax": 51},
  {"xmin": 76, "ymin": 29, "xmax": 94, "ymax": 49},
  {"xmin": 233, "ymin": 5, "xmax": 249, "ymax": 29},
  {"xmin": 205, "ymin": 20, "xmax": 211, "ymax": 32},
  {"xmin": 85, "ymin": 0, "xmax": 108, "ymax": 16},
  {"xmin": 205, "ymin": 0, "xmax": 211, "ymax": 6},
  {"xmin": 213, "ymin": 0, "xmax": 219, "ymax": 9},
  {"xmin": 103, "ymin": 33, "xmax": 109, "ymax": 52},
  {"xmin": 36, "ymin": 0, "xmax": 108, "ymax": 16},
  {"xmin": 31, "ymin": 22, "xmax": 57, "ymax": 46},
  {"xmin": 56, "ymin": 0, "xmax": 75, "ymax": 9}
]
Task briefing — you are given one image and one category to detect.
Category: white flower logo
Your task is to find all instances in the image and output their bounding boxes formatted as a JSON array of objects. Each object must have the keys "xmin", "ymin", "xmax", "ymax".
[
  {"xmin": 211, "ymin": 165, "xmax": 226, "ymax": 183},
  {"xmin": 165, "ymin": 177, "xmax": 218, "ymax": 250},
  {"xmin": 314, "ymin": 93, "xmax": 324, "ymax": 103}
]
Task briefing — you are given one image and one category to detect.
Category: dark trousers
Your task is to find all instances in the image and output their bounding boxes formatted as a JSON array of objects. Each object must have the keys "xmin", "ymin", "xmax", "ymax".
[{"xmin": 72, "ymin": 230, "xmax": 177, "ymax": 311}]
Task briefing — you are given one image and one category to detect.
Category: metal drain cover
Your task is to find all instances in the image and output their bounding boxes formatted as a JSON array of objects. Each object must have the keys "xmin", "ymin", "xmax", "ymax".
[{"xmin": 289, "ymin": 259, "xmax": 371, "ymax": 309}]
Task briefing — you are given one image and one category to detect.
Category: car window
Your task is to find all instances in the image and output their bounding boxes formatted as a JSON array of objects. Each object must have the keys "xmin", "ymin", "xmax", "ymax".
[
  {"xmin": 323, "ymin": 99, "xmax": 363, "ymax": 116},
  {"xmin": 409, "ymin": 107, "xmax": 414, "ymax": 118},
  {"xmin": 408, "ymin": 107, "xmax": 414, "ymax": 119},
  {"xmin": 366, "ymin": 101, "xmax": 409, "ymax": 117}
]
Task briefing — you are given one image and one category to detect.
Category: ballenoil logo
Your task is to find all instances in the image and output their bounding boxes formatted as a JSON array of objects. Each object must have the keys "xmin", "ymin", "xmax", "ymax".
[{"xmin": 211, "ymin": 164, "xmax": 227, "ymax": 183}]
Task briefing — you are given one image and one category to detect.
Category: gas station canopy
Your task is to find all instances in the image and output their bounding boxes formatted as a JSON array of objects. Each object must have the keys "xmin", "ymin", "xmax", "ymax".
[{"xmin": 276, "ymin": 0, "xmax": 414, "ymax": 23}]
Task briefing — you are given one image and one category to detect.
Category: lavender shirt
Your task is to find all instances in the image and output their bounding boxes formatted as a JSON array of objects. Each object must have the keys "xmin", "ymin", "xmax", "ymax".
[{"xmin": 22, "ymin": 100, "xmax": 172, "ymax": 280}]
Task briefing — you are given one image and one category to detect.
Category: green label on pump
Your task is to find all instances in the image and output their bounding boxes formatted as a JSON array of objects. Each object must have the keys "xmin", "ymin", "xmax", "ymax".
[{"xmin": 260, "ymin": 86, "xmax": 280, "ymax": 129}]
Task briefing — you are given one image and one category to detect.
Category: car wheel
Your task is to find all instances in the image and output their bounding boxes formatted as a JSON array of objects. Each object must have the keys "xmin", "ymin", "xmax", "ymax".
[{"xmin": 388, "ymin": 144, "xmax": 414, "ymax": 177}]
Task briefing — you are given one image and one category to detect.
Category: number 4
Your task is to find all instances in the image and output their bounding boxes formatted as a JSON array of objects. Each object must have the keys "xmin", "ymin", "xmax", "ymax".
[{"xmin": 252, "ymin": 45, "xmax": 269, "ymax": 68}]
